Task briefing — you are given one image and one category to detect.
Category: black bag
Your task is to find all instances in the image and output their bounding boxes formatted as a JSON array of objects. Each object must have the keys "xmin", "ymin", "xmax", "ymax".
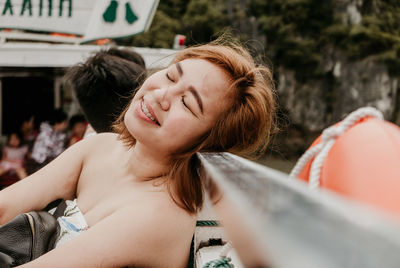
[{"xmin": 0, "ymin": 201, "xmax": 66, "ymax": 268}]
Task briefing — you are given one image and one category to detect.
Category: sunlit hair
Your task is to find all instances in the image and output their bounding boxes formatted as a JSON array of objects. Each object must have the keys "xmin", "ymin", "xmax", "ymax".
[{"xmin": 114, "ymin": 38, "xmax": 276, "ymax": 214}]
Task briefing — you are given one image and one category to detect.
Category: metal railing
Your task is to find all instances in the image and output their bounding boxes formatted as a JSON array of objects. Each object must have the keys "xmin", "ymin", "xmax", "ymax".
[{"xmin": 198, "ymin": 152, "xmax": 400, "ymax": 268}]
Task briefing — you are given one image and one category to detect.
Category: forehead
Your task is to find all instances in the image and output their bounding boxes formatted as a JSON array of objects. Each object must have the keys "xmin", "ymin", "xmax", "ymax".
[
  {"xmin": 10, "ymin": 134, "xmax": 19, "ymax": 140},
  {"xmin": 177, "ymin": 59, "xmax": 232, "ymax": 103}
]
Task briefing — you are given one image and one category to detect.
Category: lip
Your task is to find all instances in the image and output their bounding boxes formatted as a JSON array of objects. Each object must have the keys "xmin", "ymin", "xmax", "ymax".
[{"xmin": 136, "ymin": 99, "xmax": 160, "ymax": 126}]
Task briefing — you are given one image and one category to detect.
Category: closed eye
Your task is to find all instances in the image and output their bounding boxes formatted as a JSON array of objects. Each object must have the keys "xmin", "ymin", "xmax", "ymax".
[
  {"xmin": 181, "ymin": 96, "xmax": 197, "ymax": 117},
  {"xmin": 166, "ymin": 72, "xmax": 174, "ymax": 82},
  {"xmin": 181, "ymin": 96, "xmax": 189, "ymax": 109}
]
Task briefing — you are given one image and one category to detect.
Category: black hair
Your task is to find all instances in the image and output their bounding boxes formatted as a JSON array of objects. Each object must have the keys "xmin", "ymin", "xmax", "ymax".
[
  {"xmin": 48, "ymin": 108, "xmax": 68, "ymax": 125},
  {"xmin": 69, "ymin": 114, "xmax": 86, "ymax": 129},
  {"xmin": 63, "ymin": 47, "xmax": 146, "ymax": 133},
  {"xmin": 106, "ymin": 47, "xmax": 146, "ymax": 68},
  {"xmin": 7, "ymin": 131, "xmax": 23, "ymax": 143}
]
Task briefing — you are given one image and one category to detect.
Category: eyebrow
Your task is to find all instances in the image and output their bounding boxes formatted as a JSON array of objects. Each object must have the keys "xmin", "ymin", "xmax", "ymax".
[
  {"xmin": 189, "ymin": 86, "xmax": 203, "ymax": 114},
  {"xmin": 175, "ymin": 62, "xmax": 204, "ymax": 114},
  {"xmin": 176, "ymin": 62, "xmax": 183, "ymax": 76}
]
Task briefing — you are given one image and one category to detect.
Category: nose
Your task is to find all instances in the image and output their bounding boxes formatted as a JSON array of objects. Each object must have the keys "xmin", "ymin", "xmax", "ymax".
[{"xmin": 155, "ymin": 86, "xmax": 170, "ymax": 111}]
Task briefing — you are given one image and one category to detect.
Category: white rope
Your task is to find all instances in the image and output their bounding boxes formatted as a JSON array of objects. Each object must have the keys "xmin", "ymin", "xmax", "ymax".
[
  {"xmin": 289, "ymin": 107, "xmax": 384, "ymax": 190},
  {"xmin": 219, "ymin": 241, "xmax": 233, "ymax": 258}
]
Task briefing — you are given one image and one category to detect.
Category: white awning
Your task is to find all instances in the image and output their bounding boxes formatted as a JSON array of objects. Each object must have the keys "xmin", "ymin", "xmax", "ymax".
[{"xmin": 0, "ymin": 42, "xmax": 175, "ymax": 69}]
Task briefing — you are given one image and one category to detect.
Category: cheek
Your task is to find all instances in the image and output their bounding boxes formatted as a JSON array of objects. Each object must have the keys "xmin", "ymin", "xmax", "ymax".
[
  {"xmin": 124, "ymin": 105, "xmax": 136, "ymax": 131},
  {"xmin": 166, "ymin": 114, "xmax": 191, "ymax": 132},
  {"xmin": 166, "ymin": 115, "xmax": 207, "ymax": 141}
]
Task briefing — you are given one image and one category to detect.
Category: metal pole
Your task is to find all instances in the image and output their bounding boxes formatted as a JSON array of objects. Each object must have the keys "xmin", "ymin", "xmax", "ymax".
[
  {"xmin": 0, "ymin": 78, "xmax": 2, "ymax": 136},
  {"xmin": 54, "ymin": 76, "xmax": 61, "ymax": 109}
]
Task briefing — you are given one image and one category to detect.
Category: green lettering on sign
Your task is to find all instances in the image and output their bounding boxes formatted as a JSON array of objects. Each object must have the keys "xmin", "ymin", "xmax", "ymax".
[
  {"xmin": 39, "ymin": 0, "xmax": 43, "ymax": 16},
  {"xmin": 2, "ymin": 0, "xmax": 14, "ymax": 15},
  {"xmin": 103, "ymin": 0, "xmax": 118, "ymax": 23},
  {"xmin": 48, "ymin": 0, "xmax": 53, "ymax": 16},
  {"xmin": 102, "ymin": 1, "xmax": 139, "ymax": 24},
  {"xmin": 59, "ymin": 0, "xmax": 72, "ymax": 17},
  {"xmin": 21, "ymin": 0, "xmax": 33, "ymax": 16},
  {"xmin": 125, "ymin": 2, "xmax": 138, "ymax": 24}
]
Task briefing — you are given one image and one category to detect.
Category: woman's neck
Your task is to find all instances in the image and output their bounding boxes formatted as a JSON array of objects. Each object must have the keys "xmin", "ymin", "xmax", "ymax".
[{"xmin": 124, "ymin": 142, "xmax": 172, "ymax": 182}]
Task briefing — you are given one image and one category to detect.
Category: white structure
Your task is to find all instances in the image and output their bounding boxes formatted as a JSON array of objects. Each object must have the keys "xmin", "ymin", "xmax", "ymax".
[
  {"xmin": 0, "ymin": 41, "xmax": 175, "ymax": 135},
  {"xmin": 0, "ymin": 42, "xmax": 174, "ymax": 68},
  {"xmin": 0, "ymin": 0, "xmax": 163, "ymax": 136},
  {"xmin": 0, "ymin": 0, "xmax": 159, "ymax": 42}
]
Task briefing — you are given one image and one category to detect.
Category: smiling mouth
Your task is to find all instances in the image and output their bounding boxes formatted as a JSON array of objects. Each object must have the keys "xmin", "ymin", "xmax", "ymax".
[{"xmin": 141, "ymin": 101, "xmax": 160, "ymax": 125}]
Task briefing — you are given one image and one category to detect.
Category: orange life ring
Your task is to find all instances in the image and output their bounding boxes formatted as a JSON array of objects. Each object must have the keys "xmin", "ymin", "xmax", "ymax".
[{"xmin": 293, "ymin": 108, "xmax": 400, "ymax": 219}]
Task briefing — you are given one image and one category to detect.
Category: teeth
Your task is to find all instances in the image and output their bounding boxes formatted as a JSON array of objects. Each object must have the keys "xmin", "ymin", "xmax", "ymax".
[{"xmin": 141, "ymin": 101, "xmax": 157, "ymax": 122}]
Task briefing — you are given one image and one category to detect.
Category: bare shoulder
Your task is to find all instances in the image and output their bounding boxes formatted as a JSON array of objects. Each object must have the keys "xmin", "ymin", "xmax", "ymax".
[
  {"xmin": 78, "ymin": 132, "xmax": 123, "ymax": 153},
  {"xmin": 81, "ymin": 132, "xmax": 119, "ymax": 145}
]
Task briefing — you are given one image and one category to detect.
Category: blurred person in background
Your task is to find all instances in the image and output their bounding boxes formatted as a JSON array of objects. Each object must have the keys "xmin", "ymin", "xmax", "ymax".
[
  {"xmin": 0, "ymin": 131, "xmax": 29, "ymax": 181},
  {"xmin": 28, "ymin": 108, "xmax": 68, "ymax": 174},
  {"xmin": 67, "ymin": 114, "xmax": 87, "ymax": 147},
  {"xmin": 63, "ymin": 47, "xmax": 146, "ymax": 137},
  {"xmin": 19, "ymin": 113, "xmax": 38, "ymax": 153}
]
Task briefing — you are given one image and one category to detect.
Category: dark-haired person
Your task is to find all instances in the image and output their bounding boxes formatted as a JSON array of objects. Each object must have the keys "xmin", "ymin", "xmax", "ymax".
[
  {"xmin": 27, "ymin": 108, "xmax": 68, "ymax": 174},
  {"xmin": 63, "ymin": 47, "xmax": 146, "ymax": 135},
  {"xmin": 67, "ymin": 114, "xmax": 87, "ymax": 147},
  {"xmin": 0, "ymin": 39, "xmax": 276, "ymax": 267}
]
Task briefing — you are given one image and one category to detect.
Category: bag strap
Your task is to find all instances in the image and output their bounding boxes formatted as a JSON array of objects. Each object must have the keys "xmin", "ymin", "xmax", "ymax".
[{"xmin": 52, "ymin": 200, "xmax": 67, "ymax": 219}]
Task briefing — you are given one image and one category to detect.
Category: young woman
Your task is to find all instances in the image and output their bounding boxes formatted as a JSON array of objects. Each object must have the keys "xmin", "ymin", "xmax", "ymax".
[{"xmin": 0, "ymin": 40, "xmax": 276, "ymax": 267}]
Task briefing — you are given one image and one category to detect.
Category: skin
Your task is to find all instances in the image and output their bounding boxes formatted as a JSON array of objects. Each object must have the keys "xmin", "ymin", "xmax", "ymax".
[{"xmin": 0, "ymin": 59, "xmax": 232, "ymax": 267}]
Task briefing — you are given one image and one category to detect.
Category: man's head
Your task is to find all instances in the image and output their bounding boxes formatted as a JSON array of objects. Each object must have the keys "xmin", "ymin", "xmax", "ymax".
[
  {"xmin": 49, "ymin": 108, "xmax": 68, "ymax": 132},
  {"xmin": 64, "ymin": 47, "xmax": 146, "ymax": 133}
]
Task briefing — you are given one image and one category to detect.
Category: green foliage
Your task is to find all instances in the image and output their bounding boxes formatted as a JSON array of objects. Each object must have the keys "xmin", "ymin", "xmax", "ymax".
[
  {"xmin": 346, "ymin": 25, "xmax": 400, "ymax": 59},
  {"xmin": 118, "ymin": 0, "xmax": 255, "ymax": 49},
  {"xmin": 251, "ymin": 0, "xmax": 400, "ymax": 79},
  {"xmin": 250, "ymin": 0, "xmax": 335, "ymax": 79},
  {"xmin": 118, "ymin": 0, "xmax": 400, "ymax": 78},
  {"xmin": 121, "ymin": 0, "xmax": 229, "ymax": 48},
  {"xmin": 126, "ymin": 10, "xmax": 181, "ymax": 48},
  {"xmin": 377, "ymin": 47, "xmax": 400, "ymax": 76},
  {"xmin": 182, "ymin": 0, "xmax": 229, "ymax": 45}
]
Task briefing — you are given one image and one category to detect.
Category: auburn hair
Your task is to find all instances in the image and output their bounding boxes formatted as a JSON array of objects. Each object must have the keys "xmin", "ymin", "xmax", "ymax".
[{"xmin": 114, "ymin": 39, "xmax": 276, "ymax": 214}]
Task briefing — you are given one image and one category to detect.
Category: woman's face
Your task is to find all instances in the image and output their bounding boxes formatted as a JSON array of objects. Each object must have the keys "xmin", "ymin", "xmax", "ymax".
[{"xmin": 124, "ymin": 58, "xmax": 232, "ymax": 155}]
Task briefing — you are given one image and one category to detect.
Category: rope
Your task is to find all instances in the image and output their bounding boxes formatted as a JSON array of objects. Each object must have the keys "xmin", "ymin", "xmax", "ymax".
[
  {"xmin": 203, "ymin": 257, "xmax": 233, "ymax": 268},
  {"xmin": 289, "ymin": 107, "xmax": 384, "ymax": 190},
  {"xmin": 196, "ymin": 220, "xmax": 219, "ymax": 226},
  {"xmin": 219, "ymin": 241, "xmax": 233, "ymax": 258},
  {"xmin": 202, "ymin": 242, "xmax": 234, "ymax": 268}
]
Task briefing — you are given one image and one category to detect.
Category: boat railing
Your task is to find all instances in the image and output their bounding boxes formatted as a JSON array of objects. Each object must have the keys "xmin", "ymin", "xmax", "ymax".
[{"xmin": 197, "ymin": 152, "xmax": 400, "ymax": 268}]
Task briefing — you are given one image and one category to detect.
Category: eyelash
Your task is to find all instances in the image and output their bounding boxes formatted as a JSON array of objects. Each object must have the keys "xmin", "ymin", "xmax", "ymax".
[
  {"xmin": 181, "ymin": 96, "xmax": 189, "ymax": 109},
  {"xmin": 166, "ymin": 72, "xmax": 194, "ymax": 114},
  {"xmin": 166, "ymin": 72, "xmax": 174, "ymax": 82}
]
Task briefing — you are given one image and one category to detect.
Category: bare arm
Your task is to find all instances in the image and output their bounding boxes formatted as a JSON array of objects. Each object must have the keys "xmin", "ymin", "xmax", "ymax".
[
  {"xmin": 0, "ymin": 138, "xmax": 91, "ymax": 225},
  {"xmin": 19, "ymin": 204, "xmax": 194, "ymax": 268}
]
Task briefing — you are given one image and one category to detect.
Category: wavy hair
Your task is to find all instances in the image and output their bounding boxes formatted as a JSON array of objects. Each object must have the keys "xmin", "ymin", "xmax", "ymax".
[{"xmin": 114, "ymin": 39, "xmax": 276, "ymax": 214}]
